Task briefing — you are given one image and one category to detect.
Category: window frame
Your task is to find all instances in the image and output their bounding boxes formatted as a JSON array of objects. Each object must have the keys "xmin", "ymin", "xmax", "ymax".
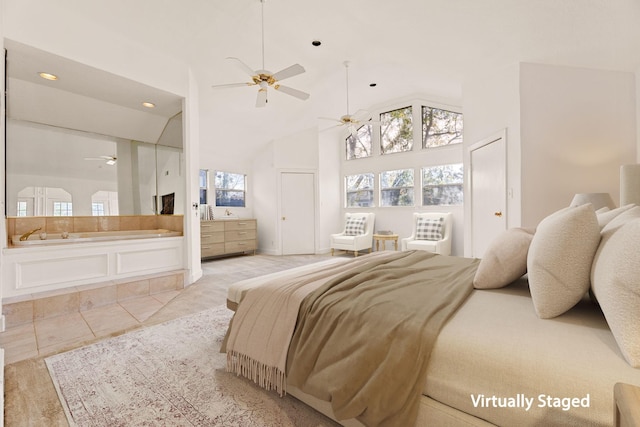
[
  {"xmin": 379, "ymin": 168, "xmax": 415, "ymax": 207},
  {"xmin": 421, "ymin": 163, "xmax": 464, "ymax": 206},
  {"xmin": 345, "ymin": 173, "xmax": 375, "ymax": 208},
  {"xmin": 421, "ymin": 106, "xmax": 464, "ymax": 149},
  {"xmin": 214, "ymin": 170, "xmax": 246, "ymax": 208},
  {"xmin": 380, "ymin": 105, "xmax": 414, "ymax": 155}
]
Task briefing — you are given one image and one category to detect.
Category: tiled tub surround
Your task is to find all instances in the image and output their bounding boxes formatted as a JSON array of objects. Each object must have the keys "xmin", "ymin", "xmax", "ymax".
[
  {"xmin": 7, "ymin": 214, "xmax": 183, "ymax": 246},
  {"xmin": 3, "ymin": 215, "xmax": 185, "ymax": 299}
]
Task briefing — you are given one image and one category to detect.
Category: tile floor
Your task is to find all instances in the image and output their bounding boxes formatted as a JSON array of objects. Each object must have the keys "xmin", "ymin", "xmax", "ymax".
[
  {"xmin": 0, "ymin": 253, "xmax": 338, "ymax": 366},
  {"xmin": 0, "ymin": 289, "xmax": 181, "ymax": 365}
]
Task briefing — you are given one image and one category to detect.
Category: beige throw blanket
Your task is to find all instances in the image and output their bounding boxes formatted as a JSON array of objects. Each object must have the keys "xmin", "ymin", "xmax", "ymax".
[
  {"xmin": 287, "ymin": 251, "xmax": 479, "ymax": 427},
  {"xmin": 224, "ymin": 251, "xmax": 405, "ymax": 396}
]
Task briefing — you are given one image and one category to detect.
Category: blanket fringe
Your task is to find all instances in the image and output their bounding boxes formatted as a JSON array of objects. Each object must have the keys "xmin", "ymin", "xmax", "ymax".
[{"xmin": 226, "ymin": 350, "xmax": 287, "ymax": 397}]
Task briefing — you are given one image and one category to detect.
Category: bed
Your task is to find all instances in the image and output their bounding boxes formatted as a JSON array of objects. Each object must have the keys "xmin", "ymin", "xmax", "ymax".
[{"xmin": 222, "ymin": 203, "xmax": 640, "ymax": 426}]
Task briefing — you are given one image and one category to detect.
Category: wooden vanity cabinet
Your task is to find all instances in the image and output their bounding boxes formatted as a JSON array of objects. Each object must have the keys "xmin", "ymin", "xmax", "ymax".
[{"xmin": 200, "ymin": 219, "xmax": 257, "ymax": 258}]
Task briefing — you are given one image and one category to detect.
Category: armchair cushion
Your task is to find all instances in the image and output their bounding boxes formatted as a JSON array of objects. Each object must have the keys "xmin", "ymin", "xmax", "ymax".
[
  {"xmin": 415, "ymin": 217, "xmax": 444, "ymax": 241},
  {"xmin": 344, "ymin": 216, "xmax": 366, "ymax": 235}
]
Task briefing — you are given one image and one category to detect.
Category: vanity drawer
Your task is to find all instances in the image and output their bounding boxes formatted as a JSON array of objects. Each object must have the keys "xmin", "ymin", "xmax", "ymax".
[
  {"xmin": 201, "ymin": 221, "xmax": 224, "ymax": 232},
  {"xmin": 225, "ymin": 240, "xmax": 256, "ymax": 253},
  {"xmin": 201, "ymin": 243, "xmax": 225, "ymax": 257},
  {"xmin": 201, "ymin": 232, "xmax": 224, "ymax": 244},
  {"xmin": 224, "ymin": 220, "xmax": 256, "ymax": 231},
  {"xmin": 225, "ymin": 229, "xmax": 256, "ymax": 242}
]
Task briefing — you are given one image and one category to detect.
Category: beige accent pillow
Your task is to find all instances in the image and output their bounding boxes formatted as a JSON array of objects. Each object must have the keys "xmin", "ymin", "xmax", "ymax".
[
  {"xmin": 473, "ymin": 228, "xmax": 535, "ymax": 289},
  {"xmin": 527, "ymin": 204, "xmax": 601, "ymax": 319},
  {"xmin": 591, "ymin": 218, "xmax": 640, "ymax": 367},
  {"xmin": 596, "ymin": 203, "xmax": 635, "ymax": 228}
]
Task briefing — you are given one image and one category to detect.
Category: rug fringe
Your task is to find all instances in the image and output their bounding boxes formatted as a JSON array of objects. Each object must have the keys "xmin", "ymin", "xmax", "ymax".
[{"xmin": 227, "ymin": 350, "xmax": 287, "ymax": 397}]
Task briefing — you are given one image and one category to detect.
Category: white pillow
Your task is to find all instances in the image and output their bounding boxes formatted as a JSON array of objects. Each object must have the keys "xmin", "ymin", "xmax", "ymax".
[
  {"xmin": 473, "ymin": 228, "xmax": 535, "ymax": 289},
  {"xmin": 596, "ymin": 203, "xmax": 635, "ymax": 228},
  {"xmin": 527, "ymin": 204, "xmax": 601, "ymax": 318},
  {"xmin": 591, "ymin": 218, "xmax": 640, "ymax": 367}
]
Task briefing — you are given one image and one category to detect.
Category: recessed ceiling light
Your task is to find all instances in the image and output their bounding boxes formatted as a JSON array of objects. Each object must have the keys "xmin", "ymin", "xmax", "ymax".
[
  {"xmin": 38, "ymin": 72, "xmax": 58, "ymax": 81},
  {"xmin": 142, "ymin": 102, "xmax": 156, "ymax": 108},
  {"xmin": 311, "ymin": 40, "xmax": 322, "ymax": 47}
]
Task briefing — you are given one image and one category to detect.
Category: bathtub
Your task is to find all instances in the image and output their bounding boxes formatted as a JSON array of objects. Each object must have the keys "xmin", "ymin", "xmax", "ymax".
[{"xmin": 11, "ymin": 229, "xmax": 182, "ymax": 247}]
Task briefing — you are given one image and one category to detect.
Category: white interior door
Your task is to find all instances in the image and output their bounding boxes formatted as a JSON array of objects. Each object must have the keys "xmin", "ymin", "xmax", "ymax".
[
  {"xmin": 470, "ymin": 133, "xmax": 507, "ymax": 258},
  {"xmin": 280, "ymin": 172, "xmax": 316, "ymax": 255}
]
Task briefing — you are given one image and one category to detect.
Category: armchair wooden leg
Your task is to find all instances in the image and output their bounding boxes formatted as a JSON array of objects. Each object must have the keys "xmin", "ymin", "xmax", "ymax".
[
  {"xmin": 331, "ymin": 248, "xmax": 334, "ymax": 256},
  {"xmin": 354, "ymin": 250, "xmax": 359, "ymax": 257}
]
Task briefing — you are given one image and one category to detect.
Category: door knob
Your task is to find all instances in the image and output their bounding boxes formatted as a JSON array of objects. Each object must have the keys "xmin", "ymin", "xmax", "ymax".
[
  {"xmin": 494, "ymin": 211, "xmax": 503, "ymax": 217},
  {"xmin": 282, "ymin": 216, "xmax": 286, "ymax": 221}
]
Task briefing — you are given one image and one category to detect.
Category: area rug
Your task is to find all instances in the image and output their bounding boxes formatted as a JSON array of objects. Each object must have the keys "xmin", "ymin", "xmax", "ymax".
[{"xmin": 45, "ymin": 306, "xmax": 339, "ymax": 427}]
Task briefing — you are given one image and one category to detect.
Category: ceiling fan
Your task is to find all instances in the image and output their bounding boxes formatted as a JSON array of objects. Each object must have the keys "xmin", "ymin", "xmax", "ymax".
[
  {"xmin": 84, "ymin": 155, "xmax": 117, "ymax": 166},
  {"xmin": 319, "ymin": 61, "xmax": 378, "ymax": 136},
  {"xmin": 211, "ymin": 0, "xmax": 309, "ymax": 107}
]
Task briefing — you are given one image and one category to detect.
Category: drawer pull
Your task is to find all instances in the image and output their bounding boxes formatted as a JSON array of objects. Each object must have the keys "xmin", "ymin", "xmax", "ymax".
[
  {"xmin": 239, "ymin": 232, "xmax": 247, "ymax": 235},
  {"xmin": 238, "ymin": 222, "xmax": 247, "ymax": 226}
]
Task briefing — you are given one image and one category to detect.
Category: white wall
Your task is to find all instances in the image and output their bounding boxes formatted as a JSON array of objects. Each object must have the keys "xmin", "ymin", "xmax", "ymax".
[
  {"xmin": 252, "ymin": 127, "xmax": 320, "ymax": 255},
  {"xmin": 462, "ymin": 63, "xmax": 522, "ymax": 257},
  {"xmin": 520, "ymin": 63, "xmax": 636, "ymax": 225}
]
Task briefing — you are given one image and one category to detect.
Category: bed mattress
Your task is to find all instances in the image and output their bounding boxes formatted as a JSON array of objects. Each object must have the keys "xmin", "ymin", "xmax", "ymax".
[{"xmin": 425, "ymin": 277, "xmax": 640, "ymax": 426}]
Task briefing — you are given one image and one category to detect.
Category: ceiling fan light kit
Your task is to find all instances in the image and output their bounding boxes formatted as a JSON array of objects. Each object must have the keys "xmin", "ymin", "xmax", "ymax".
[{"xmin": 211, "ymin": 0, "xmax": 309, "ymax": 107}]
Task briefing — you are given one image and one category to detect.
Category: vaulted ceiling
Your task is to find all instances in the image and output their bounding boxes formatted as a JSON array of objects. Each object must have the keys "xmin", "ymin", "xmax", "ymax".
[{"xmin": 5, "ymin": 0, "xmax": 640, "ymax": 150}]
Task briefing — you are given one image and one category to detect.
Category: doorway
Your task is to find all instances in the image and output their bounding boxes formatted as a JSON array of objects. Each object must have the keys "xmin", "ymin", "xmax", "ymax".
[
  {"xmin": 279, "ymin": 171, "xmax": 316, "ymax": 255},
  {"xmin": 469, "ymin": 131, "xmax": 507, "ymax": 258}
]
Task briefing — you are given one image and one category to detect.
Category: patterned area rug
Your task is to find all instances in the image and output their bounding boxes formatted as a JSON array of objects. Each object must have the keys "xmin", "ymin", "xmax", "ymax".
[{"xmin": 45, "ymin": 306, "xmax": 339, "ymax": 426}]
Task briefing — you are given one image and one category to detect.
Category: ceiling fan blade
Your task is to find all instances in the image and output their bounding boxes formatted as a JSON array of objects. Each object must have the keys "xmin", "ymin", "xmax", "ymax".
[
  {"xmin": 274, "ymin": 84, "xmax": 310, "ymax": 100},
  {"xmin": 352, "ymin": 109, "xmax": 371, "ymax": 122},
  {"xmin": 272, "ymin": 64, "xmax": 305, "ymax": 82},
  {"xmin": 211, "ymin": 82, "xmax": 254, "ymax": 89},
  {"xmin": 318, "ymin": 116, "xmax": 345, "ymax": 124},
  {"xmin": 256, "ymin": 89, "xmax": 268, "ymax": 108},
  {"xmin": 226, "ymin": 57, "xmax": 257, "ymax": 78}
]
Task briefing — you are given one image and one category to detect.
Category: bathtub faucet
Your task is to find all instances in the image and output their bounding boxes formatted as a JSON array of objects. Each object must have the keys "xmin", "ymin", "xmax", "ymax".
[{"xmin": 19, "ymin": 227, "xmax": 42, "ymax": 241}]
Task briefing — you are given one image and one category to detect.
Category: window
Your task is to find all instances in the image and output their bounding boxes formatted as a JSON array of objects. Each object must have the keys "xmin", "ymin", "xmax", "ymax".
[
  {"xmin": 422, "ymin": 164, "xmax": 464, "ymax": 206},
  {"xmin": 199, "ymin": 169, "xmax": 209, "ymax": 205},
  {"xmin": 215, "ymin": 171, "xmax": 246, "ymax": 207},
  {"xmin": 380, "ymin": 106, "xmax": 413, "ymax": 155},
  {"xmin": 422, "ymin": 106, "xmax": 463, "ymax": 148},
  {"xmin": 92, "ymin": 202, "xmax": 105, "ymax": 216},
  {"xmin": 346, "ymin": 124, "xmax": 373, "ymax": 160},
  {"xmin": 16, "ymin": 201, "xmax": 27, "ymax": 217},
  {"xmin": 380, "ymin": 169, "xmax": 414, "ymax": 206},
  {"xmin": 345, "ymin": 173, "xmax": 374, "ymax": 207},
  {"xmin": 53, "ymin": 201, "xmax": 73, "ymax": 216}
]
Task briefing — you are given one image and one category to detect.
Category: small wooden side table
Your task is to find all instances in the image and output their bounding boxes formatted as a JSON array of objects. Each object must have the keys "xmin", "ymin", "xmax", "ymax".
[
  {"xmin": 614, "ymin": 382, "xmax": 640, "ymax": 427},
  {"xmin": 373, "ymin": 234, "xmax": 399, "ymax": 251}
]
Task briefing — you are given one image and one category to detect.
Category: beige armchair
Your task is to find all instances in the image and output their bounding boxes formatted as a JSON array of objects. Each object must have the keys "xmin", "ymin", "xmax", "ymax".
[
  {"xmin": 330, "ymin": 213, "xmax": 375, "ymax": 257},
  {"xmin": 401, "ymin": 212, "xmax": 453, "ymax": 255}
]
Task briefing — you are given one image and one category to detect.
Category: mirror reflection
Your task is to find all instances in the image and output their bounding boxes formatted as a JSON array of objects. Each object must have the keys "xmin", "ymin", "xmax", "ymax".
[{"xmin": 4, "ymin": 40, "xmax": 184, "ymax": 217}]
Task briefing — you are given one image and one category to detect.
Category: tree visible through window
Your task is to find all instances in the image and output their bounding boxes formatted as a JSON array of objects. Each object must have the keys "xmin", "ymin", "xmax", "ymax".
[
  {"xmin": 215, "ymin": 171, "xmax": 246, "ymax": 207},
  {"xmin": 380, "ymin": 106, "xmax": 413, "ymax": 154},
  {"xmin": 346, "ymin": 124, "xmax": 373, "ymax": 160},
  {"xmin": 422, "ymin": 164, "xmax": 464, "ymax": 206},
  {"xmin": 345, "ymin": 173, "xmax": 374, "ymax": 207},
  {"xmin": 422, "ymin": 106, "xmax": 463, "ymax": 148},
  {"xmin": 380, "ymin": 169, "xmax": 414, "ymax": 206}
]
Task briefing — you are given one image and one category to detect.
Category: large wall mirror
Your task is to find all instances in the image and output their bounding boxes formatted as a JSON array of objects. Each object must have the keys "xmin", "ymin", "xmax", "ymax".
[{"xmin": 4, "ymin": 40, "xmax": 185, "ymax": 217}]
